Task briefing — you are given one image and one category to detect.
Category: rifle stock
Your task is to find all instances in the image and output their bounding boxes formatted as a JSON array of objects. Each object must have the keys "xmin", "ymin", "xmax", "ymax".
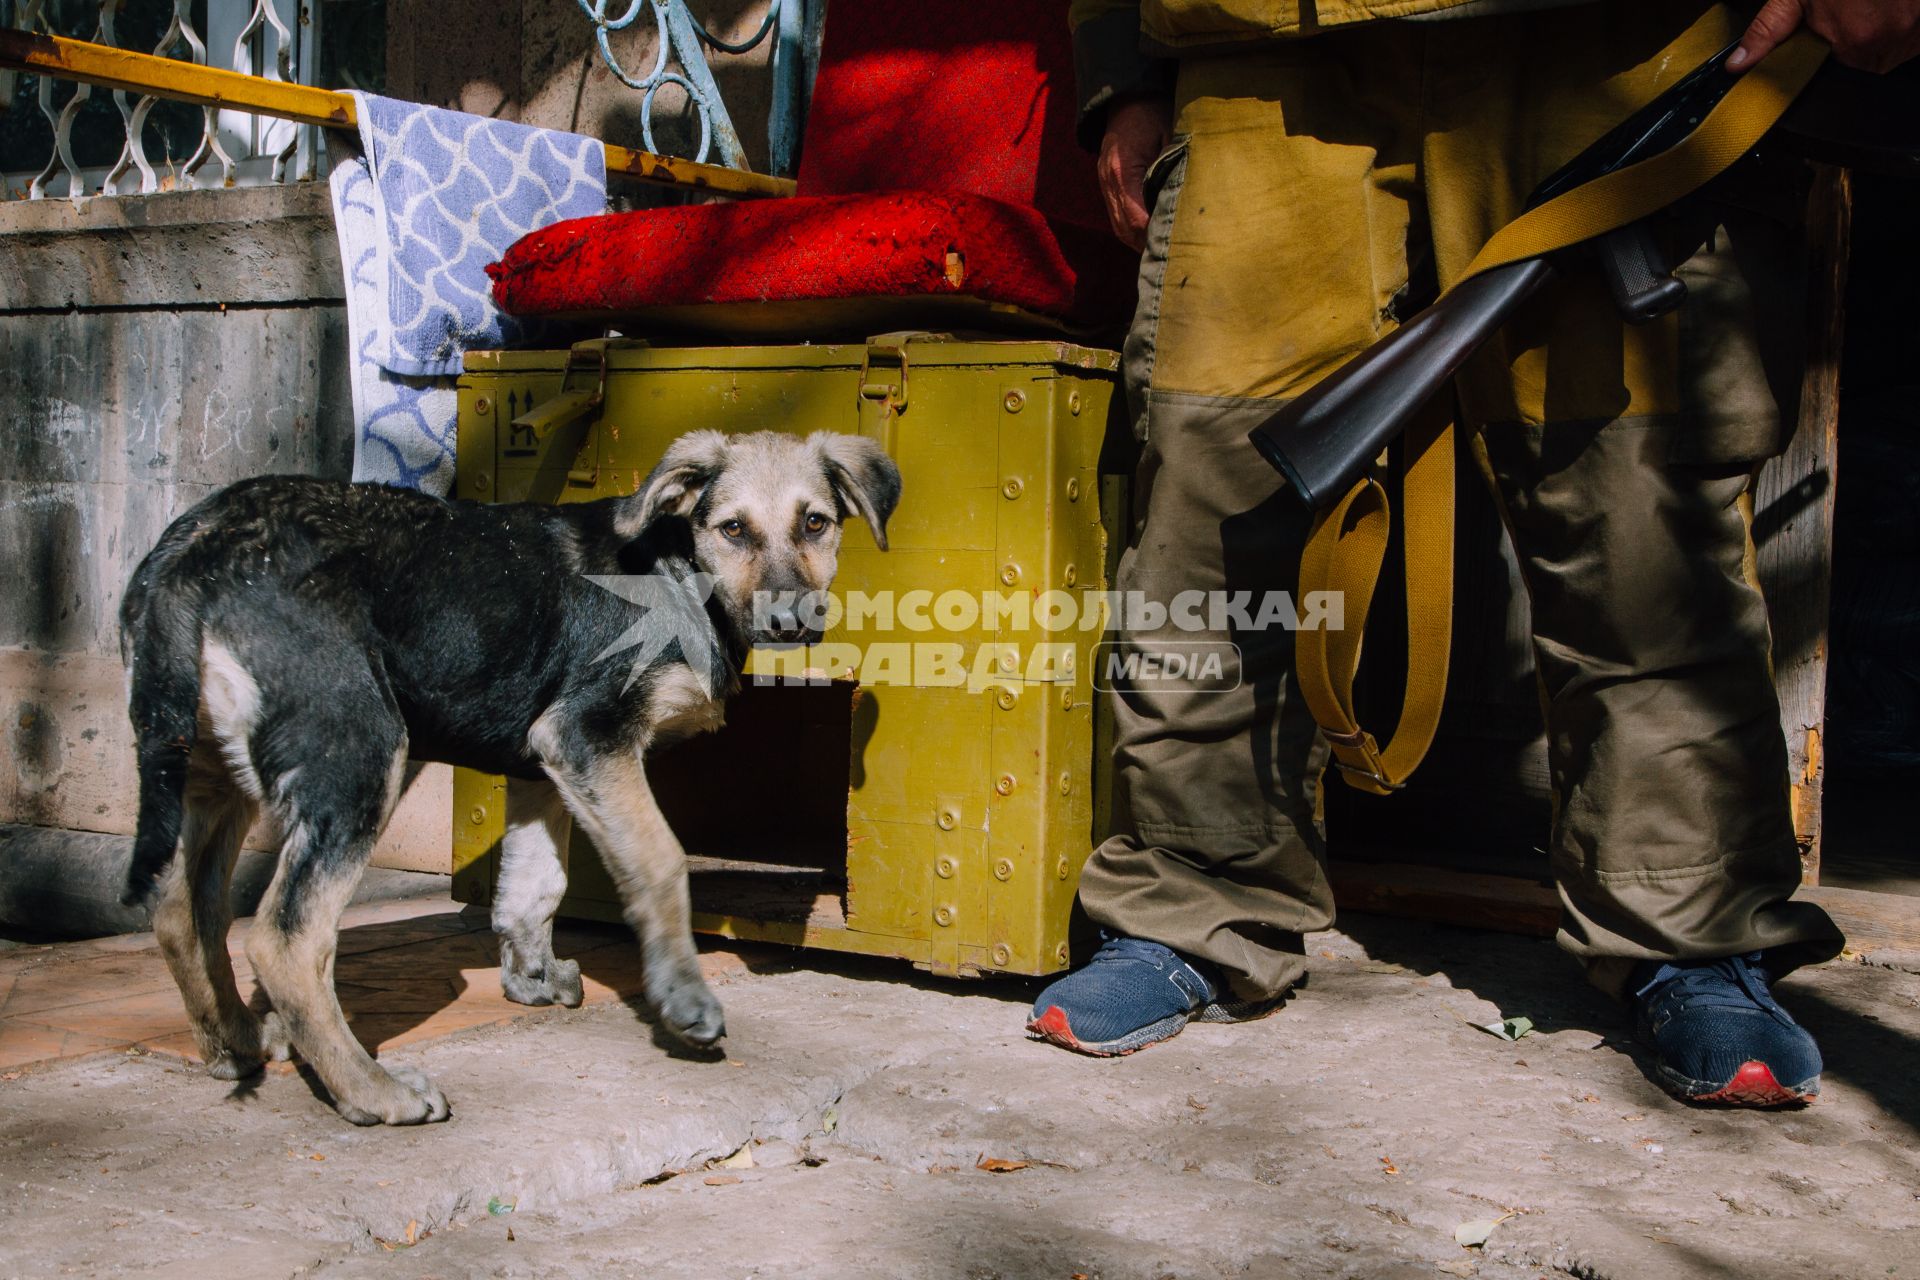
[{"xmin": 1247, "ymin": 258, "xmax": 1556, "ymax": 510}]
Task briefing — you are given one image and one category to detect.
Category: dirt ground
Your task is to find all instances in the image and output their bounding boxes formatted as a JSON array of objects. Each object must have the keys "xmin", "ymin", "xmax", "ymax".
[{"xmin": 1, "ymin": 898, "xmax": 1915, "ymax": 1280}]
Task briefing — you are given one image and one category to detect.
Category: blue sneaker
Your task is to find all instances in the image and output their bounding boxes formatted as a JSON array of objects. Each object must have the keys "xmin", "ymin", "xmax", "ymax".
[
  {"xmin": 1026, "ymin": 936, "xmax": 1281, "ymax": 1056},
  {"xmin": 1631, "ymin": 952, "xmax": 1822, "ymax": 1106}
]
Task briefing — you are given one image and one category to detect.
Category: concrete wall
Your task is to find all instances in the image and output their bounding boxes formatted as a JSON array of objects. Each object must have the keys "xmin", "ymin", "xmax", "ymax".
[
  {"xmin": 1, "ymin": 186, "xmax": 354, "ymax": 847},
  {"xmin": 0, "ymin": 182, "xmax": 455, "ymax": 896}
]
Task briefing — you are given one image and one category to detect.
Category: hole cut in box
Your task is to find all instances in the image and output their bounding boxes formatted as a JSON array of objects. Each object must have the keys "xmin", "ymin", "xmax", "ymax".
[{"xmin": 566, "ymin": 681, "xmax": 859, "ymax": 933}]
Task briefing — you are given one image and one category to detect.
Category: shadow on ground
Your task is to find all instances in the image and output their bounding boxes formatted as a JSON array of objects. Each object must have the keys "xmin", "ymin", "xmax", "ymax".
[{"xmin": 1334, "ymin": 912, "xmax": 1920, "ymax": 1136}]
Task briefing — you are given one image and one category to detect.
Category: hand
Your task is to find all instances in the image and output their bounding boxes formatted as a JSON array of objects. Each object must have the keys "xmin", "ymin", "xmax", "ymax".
[
  {"xmin": 1729, "ymin": 0, "xmax": 1920, "ymax": 74},
  {"xmin": 1097, "ymin": 95, "xmax": 1175, "ymax": 252}
]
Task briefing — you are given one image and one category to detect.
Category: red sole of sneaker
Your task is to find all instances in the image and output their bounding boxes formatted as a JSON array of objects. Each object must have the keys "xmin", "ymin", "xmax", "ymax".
[
  {"xmin": 1026, "ymin": 1006, "xmax": 1129, "ymax": 1057},
  {"xmin": 1028, "ymin": 1006, "xmax": 1089, "ymax": 1053},
  {"xmin": 1692, "ymin": 1060, "xmax": 1817, "ymax": 1107}
]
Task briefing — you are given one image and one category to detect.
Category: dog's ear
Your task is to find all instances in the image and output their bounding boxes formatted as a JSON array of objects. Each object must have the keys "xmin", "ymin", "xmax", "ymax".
[
  {"xmin": 616, "ymin": 431, "xmax": 730, "ymax": 538},
  {"xmin": 811, "ymin": 433, "xmax": 902, "ymax": 551}
]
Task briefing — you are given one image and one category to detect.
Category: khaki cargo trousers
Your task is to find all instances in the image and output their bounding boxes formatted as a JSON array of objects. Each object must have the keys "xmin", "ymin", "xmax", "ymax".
[{"xmin": 1079, "ymin": 0, "xmax": 1845, "ymax": 1000}]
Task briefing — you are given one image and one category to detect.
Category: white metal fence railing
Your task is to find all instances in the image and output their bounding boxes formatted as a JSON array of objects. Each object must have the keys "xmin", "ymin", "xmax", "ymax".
[
  {"xmin": 2, "ymin": 0, "xmax": 321, "ymax": 201},
  {"xmin": 3, "ymin": 0, "xmax": 820, "ymax": 203}
]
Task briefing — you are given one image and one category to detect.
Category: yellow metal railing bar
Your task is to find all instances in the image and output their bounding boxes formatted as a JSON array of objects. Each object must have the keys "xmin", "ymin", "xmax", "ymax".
[{"xmin": 0, "ymin": 28, "xmax": 799, "ymax": 199}]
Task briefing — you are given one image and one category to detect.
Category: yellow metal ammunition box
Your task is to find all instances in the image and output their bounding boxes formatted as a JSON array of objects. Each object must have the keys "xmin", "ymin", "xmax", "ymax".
[{"xmin": 451, "ymin": 336, "xmax": 1124, "ymax": 977}]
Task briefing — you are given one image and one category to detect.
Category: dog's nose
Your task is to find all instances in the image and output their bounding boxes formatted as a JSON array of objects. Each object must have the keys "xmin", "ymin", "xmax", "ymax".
[
  {"xmin": 755, "ymin": 602, "xmax": 818, "ymax": 645},
  {"xmin": 766, "ymin": 602, "xmax": 802, "ymax": 637}
]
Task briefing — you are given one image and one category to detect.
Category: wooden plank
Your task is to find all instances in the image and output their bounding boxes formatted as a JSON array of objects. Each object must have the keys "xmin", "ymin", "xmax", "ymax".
[
  {"xmin": 1797, "ymin": 884, "xmax": 1920, "ymax": 956},
  {"xmin": 1753, "ymin": 163, "xmax": 1852, "ymax": 883},
  {"xmin": 1331, "ymin": 862, "xmax": 1560, "ymax": 938},
  {"xmin": 0, "ymin": 28, "xmax": 796, "ymax": 200},
  {"xmin": 1331, "ymin": 861, "xmax": 1920, "ymax": 955}
]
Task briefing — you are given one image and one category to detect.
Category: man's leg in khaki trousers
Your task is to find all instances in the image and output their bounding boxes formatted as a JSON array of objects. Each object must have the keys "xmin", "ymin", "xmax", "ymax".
[
  {"xmin": 1469, "ymin": 420, "xmax": 1844, "ymax": 994},
  {"xmin": 1074, "ymin": 387, "xmax": 1334, "ymax": 1002},
  {"xmin": 1418, "ymin": 6, "xmax": 1846, "ymax": 990},
  {"xmin": 1070, "ymin": 111, "xmax": 1349, "ymax": 1004}
]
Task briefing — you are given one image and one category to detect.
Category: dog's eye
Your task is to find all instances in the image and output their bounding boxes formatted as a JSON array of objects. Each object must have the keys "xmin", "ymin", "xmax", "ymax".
[
  {"xmin": 804, "ymin": 513, "xmax": 830, "ymax": 536},
  {"xmin": 719, "ymin": 519, "xmax": 747, "ymax": 541}
]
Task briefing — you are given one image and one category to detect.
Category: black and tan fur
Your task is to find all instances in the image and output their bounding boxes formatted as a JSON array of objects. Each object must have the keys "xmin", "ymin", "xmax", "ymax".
[{"xmin": 120, "ymin": 430, "xmax": 900, "ymax": 1125}]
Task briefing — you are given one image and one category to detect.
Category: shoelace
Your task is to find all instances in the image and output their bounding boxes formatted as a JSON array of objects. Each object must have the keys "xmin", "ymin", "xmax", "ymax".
[
  {"xmin": 1089, "ymin": 936, "xmax": 1179, "ymax": 967},
  {"xmin": 1646, "ymin": 953, "xmax": 1789, "ymax": 1021}
]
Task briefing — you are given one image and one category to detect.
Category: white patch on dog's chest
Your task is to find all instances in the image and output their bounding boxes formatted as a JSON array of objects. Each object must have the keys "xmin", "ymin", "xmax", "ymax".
[{"xmin": 646, "ymin": 665, "xmax": 726, "ymax": 740}]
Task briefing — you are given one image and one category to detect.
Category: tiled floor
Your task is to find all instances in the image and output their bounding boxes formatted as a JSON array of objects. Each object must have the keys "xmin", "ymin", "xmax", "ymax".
[{"xmin": 0, "ymin": 897, "xmax": 730, "ymax": 1074}]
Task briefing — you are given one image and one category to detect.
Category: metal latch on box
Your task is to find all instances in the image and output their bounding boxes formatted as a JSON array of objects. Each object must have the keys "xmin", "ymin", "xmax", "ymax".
[
  {"xmin": 513, "ymin": 338, "xmax": 615, "ymax": 486},
  {"xmin": 513, "ymin": 338, "xmax": 613, "ymax": 441},
  {"xmin": 858, "ymin": 340, "xmax": 910, "ymax": 413}
]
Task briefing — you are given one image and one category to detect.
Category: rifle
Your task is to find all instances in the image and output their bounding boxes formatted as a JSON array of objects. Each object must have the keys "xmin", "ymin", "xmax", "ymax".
[{"xmin": 1247, "ymin": 42, "xmax": 1918, "ymax": 511}]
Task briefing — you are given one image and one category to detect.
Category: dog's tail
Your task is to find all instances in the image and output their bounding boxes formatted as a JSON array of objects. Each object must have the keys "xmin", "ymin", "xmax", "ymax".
[{"xmin": 120, "ymin": 561, "xmax": 205, "ymax": 909}]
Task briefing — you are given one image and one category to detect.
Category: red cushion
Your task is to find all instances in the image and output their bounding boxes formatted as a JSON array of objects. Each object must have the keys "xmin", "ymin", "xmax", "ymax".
[
  {"xmin": 488, "ymin": 0, "xmax": 1135, "ymax": 331},
  {"xmin": 488, "ymin": 190, "xmax": 1135, "ymax": 326},
  {"xmin": 794, "ymin": 0, "xmax": 1106, "ymax": 233}
]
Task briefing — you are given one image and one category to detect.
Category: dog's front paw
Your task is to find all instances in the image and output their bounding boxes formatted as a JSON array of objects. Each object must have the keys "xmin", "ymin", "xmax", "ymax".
[
  {"xmin": 206, "ymin": 1049, "xmax": 265, "ymax": 1082},
  {"xmin": 335, "ymin": 1064, "xmax": 451, "ymax": 1126},
  {"xmin": 260, "ymin": 1010, "xmax": 294, "ymax": 1062},
  {"xmin": 205, "ymin": 1010, "xmax": 290, "ymax": 1080},
  {"xmin": 501, "ymin": 956, "xmax": 584, "ymax": 1008},
  {"xmin": 659, "ymin": 983, "xmax": 726, "ymax": 1048}
]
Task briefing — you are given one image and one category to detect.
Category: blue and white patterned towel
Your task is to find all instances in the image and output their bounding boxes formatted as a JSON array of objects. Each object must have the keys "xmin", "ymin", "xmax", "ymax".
[{"xmin": 329, "ymin": 94, "xmax": 606, "ymax": 493}]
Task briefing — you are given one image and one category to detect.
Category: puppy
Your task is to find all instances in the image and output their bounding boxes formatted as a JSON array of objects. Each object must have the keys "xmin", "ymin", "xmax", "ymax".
[{"xmin": 119, "ymin": 430, "xmax": 900, "ymax": 1125}]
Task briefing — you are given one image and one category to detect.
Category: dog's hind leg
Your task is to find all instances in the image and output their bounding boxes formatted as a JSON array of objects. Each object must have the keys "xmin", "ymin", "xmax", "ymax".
[
  {"xmin": 494, "ymin": 776, "xmax": 583, "ymax": 1008},
  {"xmin": 152, "ymin": 745, "xmax": 271, "ymax": 1079},
  {"xmin": 245, "ymin": 699, "xmax": 447, "ymax": 1126},
  {"xmin": 533, "ymin": 721, "xmax": 723, "ymax": 1049}
]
